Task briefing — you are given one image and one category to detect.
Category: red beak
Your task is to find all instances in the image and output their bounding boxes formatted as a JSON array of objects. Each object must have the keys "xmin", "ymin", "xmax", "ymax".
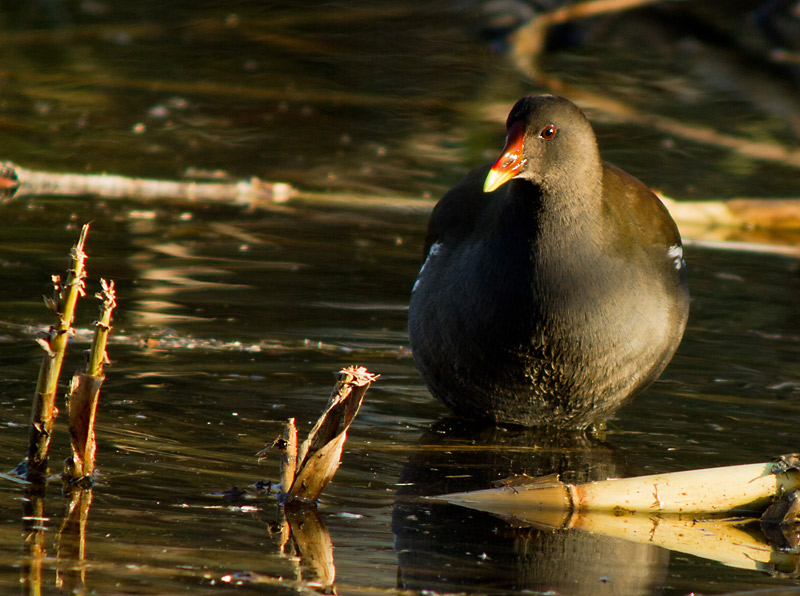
[{"xmin": 483, "ymin": 120, "xmax": 527, "ymax": 193}]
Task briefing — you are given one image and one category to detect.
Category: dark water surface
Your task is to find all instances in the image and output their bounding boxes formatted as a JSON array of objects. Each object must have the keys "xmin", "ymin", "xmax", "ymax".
[{"xmin": 1, "ymin": 2, "xmax": 799, "ymax": 595}]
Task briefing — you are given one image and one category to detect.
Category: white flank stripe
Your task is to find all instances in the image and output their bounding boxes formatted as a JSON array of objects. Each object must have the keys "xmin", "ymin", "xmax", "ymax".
[
  {"xmin": 412, "ymin": 241, "xmax": 443, "ymax": 293},
  {"xmin": 667, "ymin": 245, "xmax": 684, "ymax": 270}
]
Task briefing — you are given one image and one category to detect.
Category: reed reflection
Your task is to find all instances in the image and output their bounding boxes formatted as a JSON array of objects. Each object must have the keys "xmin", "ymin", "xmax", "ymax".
[{"xmin": 393, "ymin": 419, "xmax": 668, "ymax": 595}]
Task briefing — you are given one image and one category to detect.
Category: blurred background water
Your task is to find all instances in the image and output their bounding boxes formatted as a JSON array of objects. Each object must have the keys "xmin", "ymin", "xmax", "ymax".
[{"xmin": 0, "ymin": 1, "xmax": 799, "ymax": 594}]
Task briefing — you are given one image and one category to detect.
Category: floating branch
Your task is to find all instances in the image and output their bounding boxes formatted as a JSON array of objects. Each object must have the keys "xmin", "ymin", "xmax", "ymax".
[
  {"xmin": 4, "ymin": 162, "xmax": 294, "ymax": 209},
  {"xmin": 0, "ymin": 160, "xmax": 433, "ymax": 215},
  {"xmin": 3, "ymin": 161, "xmax": 799, "ymax": 237},
  {"xmin": 660, "ymin": 196, "xmax": 800, "ymax": 232},
  {"xmin": 435, "ymin": 456, "xmax": 800, "ymax": 516},
  {"xmin": 64, "ymin": 279, "xmax": 117, "ymax": 486},
  {"xmin": 26, "ymin": 224, "xmax": 90, "ymax": 483},
  {"xmin": 435, "ymin": 456, "xmax": 800, "ymax": 575},
  {"xmin": 258, "ymin": 366, "xmax": 379, "ymax": 503}
]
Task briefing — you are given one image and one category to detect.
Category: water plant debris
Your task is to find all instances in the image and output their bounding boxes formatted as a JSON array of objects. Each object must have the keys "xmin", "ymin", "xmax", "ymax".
[
  {"xmin": 12, "ymin": 223, "xmax": 117, "ymax": 486},
  {"xmin": 64, "ymin": 279, "xmax": 117, "ymax": 487},
  {"xmin": 435, "ymin": 456, "xmax": 800, "ymax": 515},
  {"xmin": 27, "ymin": 225, "xmax": 91, "ymax": 483},
  {"xmin": 434, "ymin": 455, "xmax": 800, "ymax": 575},
  {"xmin": 258, "ymin": 366, "xmax": 378, "ymax": 503}
]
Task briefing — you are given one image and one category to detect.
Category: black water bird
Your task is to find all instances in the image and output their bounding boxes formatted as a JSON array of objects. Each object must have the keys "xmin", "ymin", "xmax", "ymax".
[{"xmin": 408, "ymin": 95, "xmax": 689, "ymax": 428}]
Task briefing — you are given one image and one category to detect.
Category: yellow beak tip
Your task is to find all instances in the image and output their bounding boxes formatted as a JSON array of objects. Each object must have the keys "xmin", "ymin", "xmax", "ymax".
[{"xmin": 483, "ymin": 170, "xmax": 507, "ymax": 194}]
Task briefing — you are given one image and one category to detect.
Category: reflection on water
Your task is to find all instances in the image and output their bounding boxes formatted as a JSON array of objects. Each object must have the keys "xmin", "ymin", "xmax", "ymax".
[
  {"xmin": 0, "ymin": 203, "xmax": 797, "ymax": 594},
  {"xmin": 393, "ymin": 422, "xmax": 669, "ymax": 595},
  {"xmin": 0, "ymin": 0, "xmax": 799, "ymax": 594}
]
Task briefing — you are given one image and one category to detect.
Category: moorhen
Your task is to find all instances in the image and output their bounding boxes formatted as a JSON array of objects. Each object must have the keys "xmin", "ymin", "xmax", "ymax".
[{"xmin": 408, "ymin": 95, "xmax": 689, "ymax": 429}]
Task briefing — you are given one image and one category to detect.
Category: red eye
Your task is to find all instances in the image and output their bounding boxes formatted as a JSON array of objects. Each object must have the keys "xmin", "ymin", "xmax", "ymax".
[{"xmin": 540, "ymin": 125, "xmax": 557, "ymax": 140}]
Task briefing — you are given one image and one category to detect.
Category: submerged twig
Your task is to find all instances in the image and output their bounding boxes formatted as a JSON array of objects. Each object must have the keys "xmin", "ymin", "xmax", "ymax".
[
  {"xmin": 2, "ymin": 67, "xmax": 448, "ymax": 109},
  {"xmin": 27, "ymin": 224, "xmax": 90, "ymax": 483}
]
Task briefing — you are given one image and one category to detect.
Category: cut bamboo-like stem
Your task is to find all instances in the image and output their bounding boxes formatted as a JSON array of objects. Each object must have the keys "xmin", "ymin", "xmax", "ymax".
[
  {"xmin": 572, "ymin": 461, "xmax": 800, "ymax": 513},
  {"xmin": 435, "ymin": 458, "xmax": 800, "ymax": 515},
  {"xmin": 258, "ymin": 367, "xmax": 378, "ymax": 503},
  {"xmin": 437, "ymin": 461, "xmax": 800, "ymax": 575},
  {"xmin": 26, "ymin": 224, "xmax": 90, "ymax": 483},
  {"xmin": 288, "ymin": 367, "xmax": 377, "ymax": 501},
  {"xmin": 86, "ymin": 279, "xmax": 115, "ymax": 378},
  {"xmin": 65, "ymin": 279, "xmax": 117, "ymax": 483},
  {"xmin": 280, "ymin": 419, "xmax": 298, "ymax": 496}
]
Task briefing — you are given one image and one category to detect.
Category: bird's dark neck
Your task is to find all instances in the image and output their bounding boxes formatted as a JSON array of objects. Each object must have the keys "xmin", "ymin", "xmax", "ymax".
[{"xmin": 501, "ymin": 174, "xmax": 603, "ymax": 237}]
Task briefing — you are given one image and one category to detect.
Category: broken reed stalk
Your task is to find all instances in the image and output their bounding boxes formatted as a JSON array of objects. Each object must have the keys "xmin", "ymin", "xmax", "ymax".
[
  {"xmin": 258, "ymin": 368, "xmax": 378, "ymax": 592},
  {"xmin": 279, "ymin": 418, "xmax": 298, "ymax": 498},
  {"xmin": 64, "ymin": 279, "xmax": 117, "ymax": 485},
  {"xmin": 259, "ymin": 366, "xmax": 378, "ymax": 503},
  {"xmin": 26, "ymin": 224, "xmax": 90, "ymax": 483},
  {"xmin": 288, "ymin": 366, "xmax": 377, "ymax": 501}
]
